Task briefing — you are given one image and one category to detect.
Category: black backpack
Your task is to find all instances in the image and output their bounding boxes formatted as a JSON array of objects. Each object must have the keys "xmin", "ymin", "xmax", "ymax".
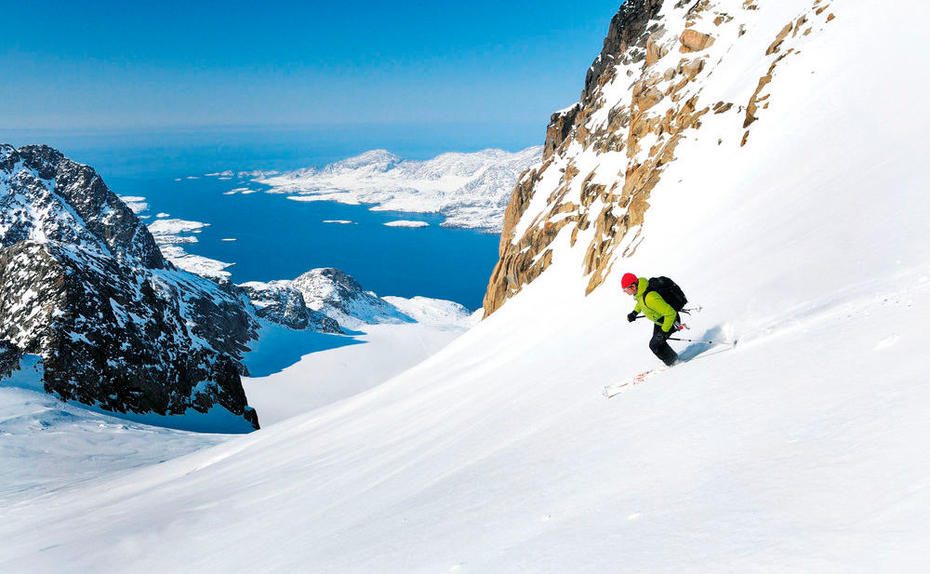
[{"xmin": 643, "ymin": 276, "xmax": 688, "ymax": 312}]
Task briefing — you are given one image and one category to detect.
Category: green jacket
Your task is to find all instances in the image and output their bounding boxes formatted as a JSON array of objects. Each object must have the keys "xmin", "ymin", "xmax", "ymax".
[{"xmin": 633, "ymin": 277, "xmax": 678, "ymax": 333}]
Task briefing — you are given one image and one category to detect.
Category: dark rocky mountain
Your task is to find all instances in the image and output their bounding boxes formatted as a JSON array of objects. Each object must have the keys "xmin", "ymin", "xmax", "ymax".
[
  {"xmin": 291, "ymin": 268, "xmax": 413, "ymax": 330},
  {"xmin": 0, "ymin": 144, "xmax": 260, "ymax": 430},
  {"xmin": 239, "ymin": 280, "xmax": 343, "ymax": 333},
  {"xmin": 240, "ymin": 268, "xmax": 412, "ymax": 332}
]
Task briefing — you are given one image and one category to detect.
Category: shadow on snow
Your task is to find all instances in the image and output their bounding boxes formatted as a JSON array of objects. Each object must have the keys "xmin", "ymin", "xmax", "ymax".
[
  {"xmin": 677, "ymin": 325, "xmax": 730, "ymax": 362},
  {"xmin": 242, "ymin": 322, "xmax": 363, "ymax": 378}
]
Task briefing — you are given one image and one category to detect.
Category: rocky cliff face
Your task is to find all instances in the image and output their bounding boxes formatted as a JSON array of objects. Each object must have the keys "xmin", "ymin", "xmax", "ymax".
[
  {"xmin": 241, "ymin": 268, "xmax": 415, "ymax": 332},
  {"xmin": 291, "ymin": 268, "xmax": 413, "ymax": 331},
  {"xmin": 0, "ymin": 145, "xmax": 260, "ymax": 429},
  {"xmin": 484, "ymin": 0, "xmax": 835, "ymax": 315},
  {"xmin": 239, "ymin": 280, "xmax": 343, "ymax": 333}
]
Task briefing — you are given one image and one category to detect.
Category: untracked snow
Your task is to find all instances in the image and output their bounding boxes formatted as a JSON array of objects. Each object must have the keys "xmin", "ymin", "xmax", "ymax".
[
  {"xmin": 242, "ymin": 295, "xmax": 474, "ymax": 425},
  {"xmin": 0, "ymin": 357, "xmax": 230, "ymax": 506}
]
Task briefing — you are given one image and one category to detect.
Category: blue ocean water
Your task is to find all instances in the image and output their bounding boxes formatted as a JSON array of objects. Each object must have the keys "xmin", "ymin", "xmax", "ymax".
[
  {"xmin": 123, "ymin": 173, "xmax": 500, "ymax": 308},
  {"xmin": 14, "ymin": 126, "xmax": 527, "ymax": 309}
]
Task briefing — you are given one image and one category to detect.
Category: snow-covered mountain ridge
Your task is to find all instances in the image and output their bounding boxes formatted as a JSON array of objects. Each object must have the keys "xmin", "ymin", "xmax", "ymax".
[
  {"xmin": 0, "ymin": 145, "xmax": 260, "ymax": 431},
  {"xmin": 258, "ymin": 147, "xmax": 542, "ymax": 231},
  {"xmin": 0, "ymin": 145, "xmax": 164, "ymax": 268},
  {"xmin": 485, "ymin": 0, "xmax": 843, "ymax": 314},
  {"xmin": 240, "ymin": 267, "xmax": 415, "ymax": 332}
]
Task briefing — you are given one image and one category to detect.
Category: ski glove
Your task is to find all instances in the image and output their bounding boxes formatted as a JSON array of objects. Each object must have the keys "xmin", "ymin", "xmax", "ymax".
[{"xmin": 627, "ymin": 311, "xmax": 638, "ymax": 322}]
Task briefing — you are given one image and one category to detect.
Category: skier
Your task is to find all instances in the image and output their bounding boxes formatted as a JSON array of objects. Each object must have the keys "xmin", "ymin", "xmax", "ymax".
[{"xmin": 621, "ymin": 272, "xmax": 685, "ymax": 366}]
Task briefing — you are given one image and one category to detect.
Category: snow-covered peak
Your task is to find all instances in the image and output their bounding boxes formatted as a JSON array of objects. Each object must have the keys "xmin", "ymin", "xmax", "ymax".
[
  {"xmin": 0, "ymin": 143, "xmax": 16, "ymax": 165},
  {"xmin": 0, "ymin": 144, "xmax": 165, "ymax": 269},
  {"xmin": 258, "ymin": 146, "xmax": 542, "ymax": 231},
  {"xmin": 291, "ymin": 268, "xmax": 413, "ymax": 330},
  {"xmin": 0, "ymin": 145, "xmax": 260, "ymax": 431},
  {"xmin": 321, "ymin": 149, "xmax": 402, "ymax": 174},
  {"xmin": 239, "ymin": 269, "xmax": 474, "ymax": 334},
  {"xmin": 238, "ymin": 279, "xmax": 342, "ymax": 334},
  {"xmin": 485, "ymin": 0, "xmax": 856, "ymax": 314}
]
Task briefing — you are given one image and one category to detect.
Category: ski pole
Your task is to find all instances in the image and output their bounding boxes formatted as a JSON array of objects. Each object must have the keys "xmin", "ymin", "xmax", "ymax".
[
  {"xmin": 633, "ymin": 306, "xmax": 701, "ymax": 321},
  {"xmin": 668, "ymin": 336, "xmax": 734, "ymax": 346},
  {"xmin": 668, "ymin": 336, "xmax": 712, "ymax": 344}
]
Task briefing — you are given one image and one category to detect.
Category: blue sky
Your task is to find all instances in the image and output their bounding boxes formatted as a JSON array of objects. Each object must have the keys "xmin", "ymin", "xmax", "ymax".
[{"xmin": 1, "ymin": 0, "xmax": 621, "ymax": 138}]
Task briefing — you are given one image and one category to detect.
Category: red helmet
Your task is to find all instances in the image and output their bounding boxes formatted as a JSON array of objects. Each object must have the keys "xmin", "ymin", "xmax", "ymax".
[{"xmin": 621, "ymin": 273, "xmax": 638, "ymax": 290}]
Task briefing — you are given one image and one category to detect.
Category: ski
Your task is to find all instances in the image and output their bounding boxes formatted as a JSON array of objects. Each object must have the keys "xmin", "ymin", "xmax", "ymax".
[
  {"xmin": 603, "ymin": 339, "xmax": 738, "ymax": 399},
  {"xmin": 603, "ymin": 366, "xmax": 670, "ymax": 398}
]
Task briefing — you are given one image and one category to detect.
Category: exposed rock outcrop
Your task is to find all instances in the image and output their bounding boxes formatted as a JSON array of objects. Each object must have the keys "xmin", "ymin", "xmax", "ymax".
[
  {"xmin": 292, "ymin": 268, "xmax": 413, "ymax": 331},
  {"xmin": 679, "ymin": 28, "xmax": 716, "ymax": 52},
  {"xmin": 544, "ymin": 105, "xmax": 581, "ymax": 161},
  {"xmin": 0, "ymin": 145, "xmax": 260, "ymax": 430},
  {"xmin": 484, "ymin": 0, "xmax": 837, "ymax": 316},
  {"xmin": 239, "ymin": 280, "xmax": 343, "ymax": 333},
  {"xmin": 583, "ymin": 0, "xmax": 665, "ymax": 103}
]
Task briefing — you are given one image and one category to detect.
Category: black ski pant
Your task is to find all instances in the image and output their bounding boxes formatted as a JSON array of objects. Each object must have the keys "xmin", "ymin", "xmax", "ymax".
[{"xmin": 650, "ymin": 322, "xmax": 679, "ymax": 366}]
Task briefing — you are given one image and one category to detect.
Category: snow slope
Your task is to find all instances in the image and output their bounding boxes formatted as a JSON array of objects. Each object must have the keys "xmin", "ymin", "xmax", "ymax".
[
  {"xmin": 241, "ymin": 296, "xmax": 474, "ymax": 425},
  {"xmin": 0, "ymin": 358, "xmax": 229, "ymax": 506},
  {"xmin": 3, "ymin": 267, "xmax": 927, "ymax": 572},
  {"xmin": 242, "ymin": 324, "xmax": 467, "ymax": 425},
  {"xmin": 2, "ymin": 1, "xmax": 930, "ymax": 572}
]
